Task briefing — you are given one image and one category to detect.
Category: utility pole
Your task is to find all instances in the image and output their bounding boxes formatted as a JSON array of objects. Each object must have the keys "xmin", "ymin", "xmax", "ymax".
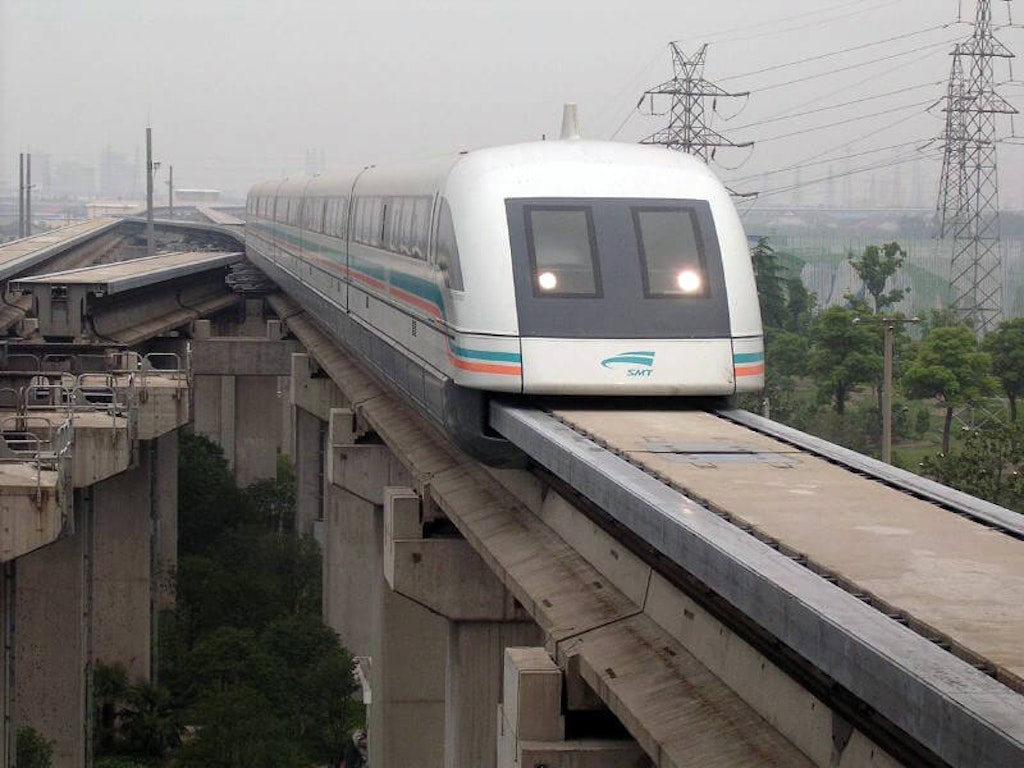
[
  {"xmin": 146, "ymin": 127, "xmax": 155, "ymax": 257},
  {"xmin": 167, "ymin": 165, "xmax": 174, "ymax": 220},
  {"xmin": 935, "ymin": 0, "xmax": 1017, "ymax": 335},
  {"xmin": 639, "ymin": 42, "xmax": 753, "ymax": 165},
  {"xmin": 17, "ymin": 154, "xmax": 24, "ymax": 239},
  {"xmin": 25, "ymin": 154, "xmax": 32, "ymax": 238},
  {"xmin": 882, "ymin": 321, "xmax": 895, "ymax": 465}
]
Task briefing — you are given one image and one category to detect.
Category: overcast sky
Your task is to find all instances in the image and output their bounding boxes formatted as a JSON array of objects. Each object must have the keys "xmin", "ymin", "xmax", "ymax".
[{"xmin": 2, "ymin": 0, "xmax": 1022, "ymax": 207}]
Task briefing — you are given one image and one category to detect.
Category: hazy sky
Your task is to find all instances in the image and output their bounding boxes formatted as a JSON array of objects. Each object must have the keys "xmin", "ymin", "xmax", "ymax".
[{"xmin": 2, "ymin": 0, "xmax": 1022, "ymax": 206}]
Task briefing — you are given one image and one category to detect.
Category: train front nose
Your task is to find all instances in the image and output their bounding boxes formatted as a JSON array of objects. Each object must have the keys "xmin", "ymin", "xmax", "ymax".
[{"xmin": 505, "ymin": 197, "xmax": 744, "ymax": 394}]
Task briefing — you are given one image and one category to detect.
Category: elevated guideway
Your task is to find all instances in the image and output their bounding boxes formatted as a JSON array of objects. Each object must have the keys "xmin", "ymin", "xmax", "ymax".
[
  {"xmin": 266, "ymin": 290, "xmax": 1024, "ymax": 767},
  {"xmin": 0, "ymin": 219, "xmax": 121, "ymax": 281},
  {"xmin": 11, "ymin": 251, "xmax": 245, "ymax": 344},
  {"xmin": 196, "ymin": 205, "xmax": 245, "ymax": 227},
  {"xmin": 492, "ymin": 404, "xmax": 1024, "ymax": 767}
]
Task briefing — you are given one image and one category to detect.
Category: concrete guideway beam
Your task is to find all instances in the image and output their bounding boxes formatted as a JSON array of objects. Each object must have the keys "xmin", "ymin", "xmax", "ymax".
[
  {"xmin": 490, "ymin": 403, "xmax": 1024, "ymax": 768},
  {"xmin": 272, "ymin": 296, "xmax": 815, "ymax": 767},
  {"xmin": 383, "ymin": 487, "xmax": 525, "ymax": 622}
]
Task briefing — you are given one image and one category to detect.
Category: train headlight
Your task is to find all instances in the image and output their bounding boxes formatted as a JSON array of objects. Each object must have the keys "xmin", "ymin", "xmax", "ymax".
[
  {"xmin": 676, "ymin": 269, "xmax": 701, "ymax": 293},
  {"xmin": 538, "ymin": 271, "xmax": 558, "ymax": 291}
]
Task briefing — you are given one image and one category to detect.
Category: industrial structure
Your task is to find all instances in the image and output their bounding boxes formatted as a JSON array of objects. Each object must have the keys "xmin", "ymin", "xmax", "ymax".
[{"xmin": 935, "ymin": 0, "xmax": 1017, "ymax": 334}]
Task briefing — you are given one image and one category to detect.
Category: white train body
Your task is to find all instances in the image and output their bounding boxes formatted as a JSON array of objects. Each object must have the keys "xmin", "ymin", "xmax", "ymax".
[{"xmin": 246, "ymin": 140, "xmax": 764, "ymax": 460}]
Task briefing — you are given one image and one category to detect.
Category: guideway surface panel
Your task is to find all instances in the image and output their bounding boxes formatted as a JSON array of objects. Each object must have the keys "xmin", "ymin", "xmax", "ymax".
[
  {"xmin": 0, "ymin": 219, "xmax": 119, "ymax": 279},
  {"xmin": 12, "ymin": 250, "xmax": 243, "ymax": 294},
  {"xmin": 272, "ymin": 295, "xmax": 811, "ymax": 767},
  {"xmin": 553, "ymin": 408, "xmax": 1024, "ymax": 685}
]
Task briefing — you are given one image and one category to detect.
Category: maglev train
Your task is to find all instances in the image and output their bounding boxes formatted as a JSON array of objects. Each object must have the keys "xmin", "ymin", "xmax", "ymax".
[{"xmin": 245, "ymin": 140, "xmax": 764, "ymax": 463}]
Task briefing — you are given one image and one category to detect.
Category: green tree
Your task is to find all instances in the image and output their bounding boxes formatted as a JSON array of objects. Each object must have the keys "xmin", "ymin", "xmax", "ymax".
[
  {"xmin": 16, "ymin": 727, "xmax": 54, "ymax": 768},
  {"xmin": 160, "ymin": 431, "xmax": 361, "ymax": 766},
  {"xmin": 847, "ymin": 241, "xmax": 910, "ymax": 313},
  {"xmin": 983, "ymin": 317, "xmax": 1024, "ymax": 421},
  {"xmin": 808, "ymin": 306, "xmax": 881, "ymax": 415},
  {"xmin": 920, "ymin": 422, "xmax": 1024, "ymax": 512},
  {"xmin": 783, "ymin": 276, "xmax": 816, "ymax": 334},
  {"xmin": 178, "ymin": 431, "xmax": 247, "ymax": 554},
  {"xmin": 751, "ymin": 237, "xmax": 788, "ymax": 331},
  {"xmin": 903, "ymin": 326, "xmax": 996, "ymax": 454}
]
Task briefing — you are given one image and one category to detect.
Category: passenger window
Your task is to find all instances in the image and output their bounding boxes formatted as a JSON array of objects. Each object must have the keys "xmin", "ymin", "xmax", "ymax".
[
  {"xmin": 435, "ymin": 199, "xmax": 464, "ymax": 291},
  {"xmin": 633, "ymin": 208, "xmax": 709, "ymax": 298},
  {"xmin": 525, "ymin": 207, "xmax": 600, "ymax": 297}
]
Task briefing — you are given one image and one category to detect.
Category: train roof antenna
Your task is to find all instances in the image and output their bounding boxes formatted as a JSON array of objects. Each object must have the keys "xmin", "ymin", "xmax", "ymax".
[{"xmin": 560, "ymin": 103, "xmax": 582, "ymax": 140}]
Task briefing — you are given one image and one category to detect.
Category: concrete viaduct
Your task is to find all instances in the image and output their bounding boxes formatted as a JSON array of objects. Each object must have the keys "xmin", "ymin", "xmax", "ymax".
[{"xmin": 0, "ymin": 216, "xmax": 1021, "ymax": 768}]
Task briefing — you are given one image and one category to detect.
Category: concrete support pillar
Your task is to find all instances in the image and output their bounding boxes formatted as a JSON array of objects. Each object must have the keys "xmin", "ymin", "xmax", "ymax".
[
  {"xmin": 383, "ymin": 487, "xmax": 543, "ymax": 768},
  {"xmin": 324, "ymin": 440, "xmax": 454, "ymax": 768},
  {"xmin": 91, "ymin": 444, "xmax": 155, "ymax": 681},
  {"xmin": 15, "ymin": 505, "xmax": 89, "ymax": 768},
  {"xmin": 192, "ymin": 321, "xmax": 293, "ymax": 487},
  {"xmin": 446, "ymin": 622, "xmax": 540, "ymax": 768},
  {"xmin": 498, "ymin": 648, "xmax": 648, "ymax": 768},
  {"xmin": 2, "ymin": 562, "xmax": 14, "ymax": 768},
  {"xmin": 234, "ymin": 375, "xmax": 281, "ymax": 486},
  {"xmin": 193, "ymin": 372, "xmax": 282, "ymax": 486},
  {"xmin": 153, "ymin": 431, "xmax": 178, "ymax": 612},
  {"xmin": 293, "ymin": 407, "xmax": 324, "ymax": 537}
]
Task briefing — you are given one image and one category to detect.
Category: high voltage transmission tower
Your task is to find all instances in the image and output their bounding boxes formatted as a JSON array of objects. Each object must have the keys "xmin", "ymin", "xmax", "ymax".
[
  {"xmin": 639, "ymin": 43, "xmax": 753, "ymax": 167},
  {"xmin": 935, "ymin": 0, "xmax": 1017, "ymax": 335}
]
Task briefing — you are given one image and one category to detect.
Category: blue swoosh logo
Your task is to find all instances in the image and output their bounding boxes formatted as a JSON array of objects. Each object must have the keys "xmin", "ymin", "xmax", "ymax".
[{"xmin": 601, "ymin": 351, "xmax": 655, "ymax": 370}]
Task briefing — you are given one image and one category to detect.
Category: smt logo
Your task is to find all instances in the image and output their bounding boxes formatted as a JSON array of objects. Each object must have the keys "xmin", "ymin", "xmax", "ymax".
[{"xmin": 600, "ymin": 351, "xmax": 655, "ymax": 378}]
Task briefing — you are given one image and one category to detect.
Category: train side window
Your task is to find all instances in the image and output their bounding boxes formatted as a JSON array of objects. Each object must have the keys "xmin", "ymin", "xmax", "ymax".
[
  {"xmin": 525, "ymin": 207, "xmax": 600, "ymax": 297},
  {"xmin": 412, "ymin": 197, "xmax": 430, "ymax": 260},
  {"xmin": 327, "ymin": 198, "xmax": 338, "ymax": 236},
  {"xmin": 336, "ymin": 197, "xmax": 348, "ymax": 240},
  {"xmin": 632, "ymin": 207, "xmax": 709, "ymax": 298},
  {"xmin": 355, "ymin": 198, "xmax": 369, "ymax": 243},
  {"xmin": 435, "ymin": 199, "xmax": 464, "ymax": 290}
]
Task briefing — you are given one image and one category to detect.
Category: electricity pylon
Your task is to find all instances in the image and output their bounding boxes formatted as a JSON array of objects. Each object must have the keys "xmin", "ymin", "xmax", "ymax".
[
  {"xmin": 639, "ymin": 43, "xmax": 753, "ymax": 165},
  {"xmin": 935, "ymin": 0, "xmax": 1017, "ymax": 335}
]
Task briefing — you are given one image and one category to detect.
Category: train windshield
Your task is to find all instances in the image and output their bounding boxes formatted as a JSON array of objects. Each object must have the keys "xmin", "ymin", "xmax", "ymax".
[{"xmin": 506, "ymin": 198, "xmax": 730, "ymax": 339}]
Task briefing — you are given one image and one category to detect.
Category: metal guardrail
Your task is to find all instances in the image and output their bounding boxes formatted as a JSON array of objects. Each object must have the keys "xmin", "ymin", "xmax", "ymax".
[{"xmin": 0, "ymin": 413, "xmax": 73, "ymax": 508}]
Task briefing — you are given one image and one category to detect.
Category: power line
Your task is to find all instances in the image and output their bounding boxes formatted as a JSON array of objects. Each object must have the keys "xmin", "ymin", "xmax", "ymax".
[
  {"xmin": 730, "ymin": 138, "xmax": 925, "ymax": 183},
  {"xmin": 729, "ymin": 81, "xmax": 943, "ymax": 133},
  {"xmin": 672, "ymin": 0, "xmax": 881, "ymax": 46},
  {"xmin": 698, "ymin": 0, "xmax": 908, "ymax": 48},
  {"xmin": 719, "ymin": 24, "xmax": 949, "ymax": 83},
  {"xmin": 754, "ymin": 148, "xmax": 941, "ymax": 200},
  {"xmin": 753, "ymin": 98, "xmax": 935, "ymax": 144},
  {"xmin": 753, "ymin": 38, "xmax": 957, "ymax": 94}
]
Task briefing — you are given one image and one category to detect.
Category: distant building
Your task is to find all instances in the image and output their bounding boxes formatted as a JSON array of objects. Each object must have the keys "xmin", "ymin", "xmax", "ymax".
[
  {"xmin": 51, "ymin": 161, "xmax": 96, "ymax": 200},
  {"xmin": 99, "ymin": 147, "xmax": 135, "ymax": 200}
]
